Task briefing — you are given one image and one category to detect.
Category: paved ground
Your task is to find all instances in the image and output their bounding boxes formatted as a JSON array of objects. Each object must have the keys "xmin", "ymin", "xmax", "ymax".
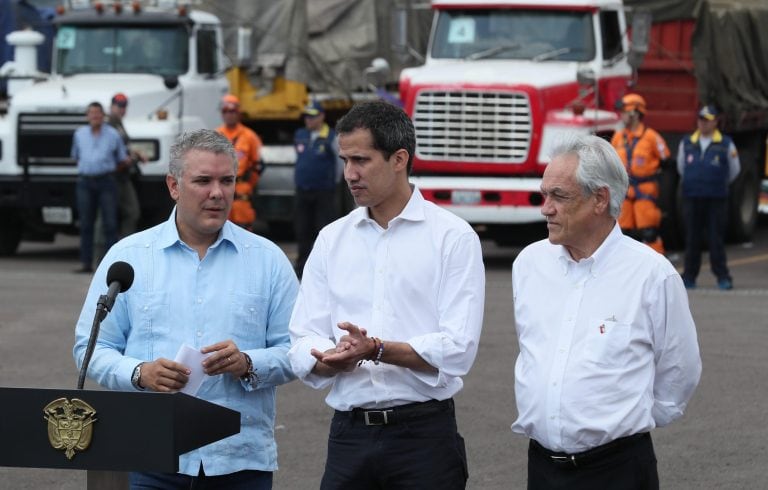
[{"xmin": 0, "ymin": 218, "xmax": 766, "ymax": 489}]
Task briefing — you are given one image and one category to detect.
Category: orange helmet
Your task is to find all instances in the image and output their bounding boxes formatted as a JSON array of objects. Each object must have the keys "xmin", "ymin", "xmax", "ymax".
[
  {"xmin": 221, "ymin": 94, "xmax": 240, "ymax": 111},
  {"xmin": 618, "ymin": 93, "xmax": 646, "ymax": 115}
]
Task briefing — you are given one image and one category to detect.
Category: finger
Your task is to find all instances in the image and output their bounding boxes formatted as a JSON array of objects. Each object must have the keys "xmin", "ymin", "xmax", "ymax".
[{"xmin": 200, "ymin": 340, "xmax": 233, "ymax": 355}]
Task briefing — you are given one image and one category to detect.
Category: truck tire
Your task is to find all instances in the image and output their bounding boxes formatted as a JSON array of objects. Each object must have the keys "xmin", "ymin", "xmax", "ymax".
[
  {"xmin": 0, "ymin": 212, "xmax": 23, "ymax": 256},
  {"xmin": 727, "ymin": 148, "xmax": 760, "ymax": 243}
]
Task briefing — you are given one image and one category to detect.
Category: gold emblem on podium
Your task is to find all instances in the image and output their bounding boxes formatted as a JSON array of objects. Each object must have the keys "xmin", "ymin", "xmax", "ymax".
[{"xmin": 43, "ymin": 398, "xmax": 97, "ymax": 459}]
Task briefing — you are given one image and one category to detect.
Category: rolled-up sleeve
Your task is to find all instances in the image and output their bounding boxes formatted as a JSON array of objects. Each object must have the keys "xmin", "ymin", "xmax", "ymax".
[{"xmin": 408, "ymin": 231, "xmax": 485, "ymax": 387}]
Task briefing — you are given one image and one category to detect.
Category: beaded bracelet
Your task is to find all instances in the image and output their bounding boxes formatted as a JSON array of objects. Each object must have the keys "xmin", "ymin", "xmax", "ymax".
[{"xmin": 373, "ymin": 340, "xmax": 385, "ymax": 365}]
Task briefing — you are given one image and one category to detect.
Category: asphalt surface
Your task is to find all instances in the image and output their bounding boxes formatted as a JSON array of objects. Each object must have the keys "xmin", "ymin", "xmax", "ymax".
[{"xmin": 0, "ymin": 218, "xmax": 766, "ymax": 489}]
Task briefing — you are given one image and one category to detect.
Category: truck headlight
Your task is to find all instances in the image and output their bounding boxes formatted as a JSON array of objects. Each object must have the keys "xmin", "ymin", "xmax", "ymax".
[{"xmin": 129, "ymin": 140, "xmax": 160, "ymax": 162}]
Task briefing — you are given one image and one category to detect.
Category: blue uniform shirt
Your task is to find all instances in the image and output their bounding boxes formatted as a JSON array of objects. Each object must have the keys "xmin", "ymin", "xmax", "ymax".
[
  {"xmin": 71, "ymin": 124, "xmax": 128, "ymax": 175},
  {"xmin": 73, "ymin": 209, "xmax": 299, "ymax": 475}
]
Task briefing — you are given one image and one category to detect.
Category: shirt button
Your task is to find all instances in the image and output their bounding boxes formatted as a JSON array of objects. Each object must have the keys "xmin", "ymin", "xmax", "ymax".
[
  {"xmin": 197, "ymin": 331, "xmax": 202, "ymax": 337},
  {"xmin": 143, "ymin": 306, "xmax": 148, "ymax": 311},
  {"xmin": 550, "ymin": 416, "xmax": 556, "ymax": 420},
  {"xmin": 249, "ymin": 307, "xmax": 255, "ymax": 313},
  {"xmin": 196, "ymin": 298, "xmax": 202, "ymax": 304}
]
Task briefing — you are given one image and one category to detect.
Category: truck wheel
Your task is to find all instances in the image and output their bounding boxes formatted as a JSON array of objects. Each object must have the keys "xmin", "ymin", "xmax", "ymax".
[
  {"xmin": 727, "ymin": 149, "xmax": 760, "ymax": 243},
  {"xmin": 0, "ymin": 214, "xmax": 23, "ymax": 256}
]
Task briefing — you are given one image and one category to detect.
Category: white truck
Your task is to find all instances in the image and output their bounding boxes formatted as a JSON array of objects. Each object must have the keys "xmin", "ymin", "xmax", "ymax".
[{"xmin": 0, "ymin": 0, "xmax": 228, "ymax": 255}]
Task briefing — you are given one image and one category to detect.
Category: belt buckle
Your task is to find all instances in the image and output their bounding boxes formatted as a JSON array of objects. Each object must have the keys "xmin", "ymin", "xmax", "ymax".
[
  {"xmin": 549, "ymin": 455, "xmax": 577, "ymax": 467},
  {"xmin": 363, "ymin": 410, "xmax": 392, "ymax": 426}
]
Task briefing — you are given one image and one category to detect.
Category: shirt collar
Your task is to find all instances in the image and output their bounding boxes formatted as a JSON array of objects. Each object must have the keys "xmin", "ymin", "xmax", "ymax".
[
  {"xmin": 351, "ymin": 185, "xmax": 426, "ymax": 228},
  {"xmin": 556, "ymin": 222, "xmax": 622, "ymax": 276},
  {"xmin": 157, "ymin": 207, "xmax": 239, "ymax": 253},
  {"xmin": 690, "ymin": 129, "xmax": 723, "ymax": 144}
]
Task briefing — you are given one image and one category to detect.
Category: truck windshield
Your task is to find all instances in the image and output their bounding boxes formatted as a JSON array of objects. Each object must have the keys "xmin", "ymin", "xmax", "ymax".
[
  {"xmin": 55, "ymin": 25, "xmax": 188, "ymax": 76},
  {"xmin": 431, "ymin": 9, "xmax": 595, "ymax": 62}
]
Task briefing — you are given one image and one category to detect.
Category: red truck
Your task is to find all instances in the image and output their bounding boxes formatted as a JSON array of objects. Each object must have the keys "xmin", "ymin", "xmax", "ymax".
[
  {"xmin": 398, "ymin": 0, "xmax": 768, "ymax": 247},
  {"xmin": 628, "ymin": 0, "xmax": 768, "ymax": 247}
]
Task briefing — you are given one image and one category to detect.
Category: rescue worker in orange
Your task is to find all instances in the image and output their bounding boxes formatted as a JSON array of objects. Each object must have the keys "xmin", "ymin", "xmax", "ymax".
[
  {"xmin": 216, "ymin": 94, "xmax": 263, "ymax": 230},
  {"xmin": 611, "ymin": 94, "xmax": 671, "ymax": 254}
]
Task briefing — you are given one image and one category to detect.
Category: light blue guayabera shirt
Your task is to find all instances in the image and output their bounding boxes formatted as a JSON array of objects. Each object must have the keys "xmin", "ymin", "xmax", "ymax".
[
  {"xmin": 73, "ymin": 209, "xmax": 299, "ymax": 475},
  {"xmin": 71, "ymin": 123, "xmax": 127, "ymax": 175}
]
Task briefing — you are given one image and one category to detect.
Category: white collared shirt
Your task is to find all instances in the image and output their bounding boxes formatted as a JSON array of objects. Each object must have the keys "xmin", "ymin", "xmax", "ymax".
[
  {"xmin": 288, "ymin": 188, "xmax": 485, "ymax": 410},
  {"xmin": 511, "ymin": 224, "xmax": 701, "ymax": 453}
]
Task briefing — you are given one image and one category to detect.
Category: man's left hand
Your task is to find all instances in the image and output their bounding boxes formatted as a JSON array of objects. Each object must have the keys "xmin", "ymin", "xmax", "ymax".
[{"xmin": 201, "ymin": 340, "xmax": 247, "ymax": 377}]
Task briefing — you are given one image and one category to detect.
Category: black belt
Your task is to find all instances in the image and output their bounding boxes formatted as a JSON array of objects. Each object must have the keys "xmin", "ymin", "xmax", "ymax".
[
  {"xmin": 530, "ymin": 432, "xmax": 649, "ymax": 468},
  {"xmin": 79, "ymin": 172, "xmax": 115, "ymax": 179},
  {"xmin": 338, "ymin": 399, "xmax": 454, "ymax": 426}
]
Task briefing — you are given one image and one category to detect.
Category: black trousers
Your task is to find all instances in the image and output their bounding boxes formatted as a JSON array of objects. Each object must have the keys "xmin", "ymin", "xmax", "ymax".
[
  {"xmin": 527, "ymin": 433, "xmax": 658, "ymax": 490},
  {"xmin": 294, "ymin": 188, "xmax": 337, "ymax": 276},
  {"xmin": 682, "ymin": 196, "xmax": 731, "ymax": 283},
  {"xmin": 320, "ymin": 401, "xmax": 468, "ymax": 490}
]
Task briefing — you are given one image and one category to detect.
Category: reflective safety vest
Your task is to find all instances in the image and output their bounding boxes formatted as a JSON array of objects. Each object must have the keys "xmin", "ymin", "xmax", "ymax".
[
  {"xmin": 680, "ymin": 130, "xmax": 733, "ymax": 198},
  {"xmin": 611, "ymin": 124, "xmax": 670, "ymax": 202},
  {"xmin": 294, "ymin": 124, "xmax": 337, "ymax": 191}
]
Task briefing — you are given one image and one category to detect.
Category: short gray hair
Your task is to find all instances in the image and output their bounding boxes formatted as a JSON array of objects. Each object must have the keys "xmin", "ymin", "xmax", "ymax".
[
  {"xmin": 549, "ymin": 133, "xmax": 628, "ymax": 218},
  {"xmin": 168, "ymin": 129, "xmax": 237, "ymax": 180}
]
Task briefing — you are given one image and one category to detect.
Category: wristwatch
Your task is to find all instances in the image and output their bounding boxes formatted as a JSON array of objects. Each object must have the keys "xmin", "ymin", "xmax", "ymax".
[{"xmin": 131, "ymin": 363, "xmax": 145, "ymax": 390}]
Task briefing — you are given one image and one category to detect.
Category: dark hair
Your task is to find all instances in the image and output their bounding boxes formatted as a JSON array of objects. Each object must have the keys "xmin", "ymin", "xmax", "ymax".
[
  {"xmin": 87, "ymin": 101, "xmax": 104, "ymax": 113},
  {"xmin": 336, "ymin": 100, "xmax": 415, "ymax": 173}
]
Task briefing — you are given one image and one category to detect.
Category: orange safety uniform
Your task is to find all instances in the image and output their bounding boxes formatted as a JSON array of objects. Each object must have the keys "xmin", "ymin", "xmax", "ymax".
[
  {"xmin": 217, "ymin": 122, "xmax": 263, "ymax": 229},
  {"xmin": 610, "ymin": 123, "xmax": 670, "ymax": 254}
]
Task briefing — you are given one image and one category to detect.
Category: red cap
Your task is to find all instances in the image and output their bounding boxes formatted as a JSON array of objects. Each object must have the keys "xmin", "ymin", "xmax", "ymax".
[{"xmin": 111, "ymin": 93, "xmax": 128, "ymax": 106}]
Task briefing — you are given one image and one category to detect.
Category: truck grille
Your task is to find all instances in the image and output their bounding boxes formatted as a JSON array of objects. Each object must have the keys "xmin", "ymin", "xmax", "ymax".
[
  {"xmin": 17, "ymin": 113, "xmax": 87, "ymax": 166},
  {"xmin": 413, "ymin": 90, "xmax": 532, "ymax": 163}
]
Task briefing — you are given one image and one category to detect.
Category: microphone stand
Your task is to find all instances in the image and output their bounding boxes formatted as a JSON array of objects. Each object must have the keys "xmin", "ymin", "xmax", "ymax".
[{"xmin": 76, "ymin": 294, "xmax": 111, "ymax": 390}]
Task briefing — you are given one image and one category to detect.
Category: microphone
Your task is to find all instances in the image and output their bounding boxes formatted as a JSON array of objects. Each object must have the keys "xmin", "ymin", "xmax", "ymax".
[
  {"xmin": 97, "ymin": 261, "xmax": 135, "ymax": 321},
  {"xmin": 77, "ymin": 261, "xmax": 135, "ymax": 389}
]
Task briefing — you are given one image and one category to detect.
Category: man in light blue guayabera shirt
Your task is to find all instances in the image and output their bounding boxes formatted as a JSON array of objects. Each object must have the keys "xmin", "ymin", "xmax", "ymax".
[{"xmin": 74, "ymin": 129, "xmax": 298, "ymax": 490}]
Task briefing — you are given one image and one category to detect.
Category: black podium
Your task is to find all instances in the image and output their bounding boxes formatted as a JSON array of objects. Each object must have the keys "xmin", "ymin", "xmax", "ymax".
[{"xmin": 0, "ymin": 387, "xmax": 240, "ymax": 487}]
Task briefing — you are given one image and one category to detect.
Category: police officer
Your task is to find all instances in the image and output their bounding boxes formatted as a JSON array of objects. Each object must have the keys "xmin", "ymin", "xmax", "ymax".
[
  {"xmin": 293, "ymin": 101, "xmax": 342, "ymax": 277},
  {"xmin": 611, "ymin": 93, "xmax": 671, "ymax": 254},
  {"xmin": 677, "ymin": 104, "xmax": 740, "ymax": 290}
]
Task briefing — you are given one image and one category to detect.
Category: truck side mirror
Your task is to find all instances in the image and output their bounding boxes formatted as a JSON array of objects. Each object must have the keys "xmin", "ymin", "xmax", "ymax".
[
  {"xmin": 392, "ymin": 8, "xmax": 408, "ymax": 56},
  {"xmin": 628, "ymin": 10, "xmax": 651, "ymax": 69},
  {"xmin": 163, "ymin": 75, "xmax": 179, "ymax": 90},
  {"xmin": 236, "ymin": 27, "xmax": 252, "ymax": 66}
]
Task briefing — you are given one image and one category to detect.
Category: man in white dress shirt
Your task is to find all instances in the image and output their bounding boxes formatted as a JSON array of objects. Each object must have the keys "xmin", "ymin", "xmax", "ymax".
[
  {"xmin": 511, "ymin": 133, "xmax": 701, "ymax": 490},
  {"xmin": 288, "ymin": 101, "xmax": 485, "ymax": 489}
]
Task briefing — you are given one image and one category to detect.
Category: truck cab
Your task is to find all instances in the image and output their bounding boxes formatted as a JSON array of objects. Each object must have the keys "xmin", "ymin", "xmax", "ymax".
[
  {"xmin": 400, "ymin": 0, "xmax": 631, "ymax": 243},
  {"xmin": 0, "ymin": 0, "xmax": 228, "ymax": 255}
]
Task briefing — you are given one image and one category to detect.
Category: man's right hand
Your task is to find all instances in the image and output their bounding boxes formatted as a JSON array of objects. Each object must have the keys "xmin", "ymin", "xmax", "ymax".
[{"xmin": 139, "ymin": 358, "xmax": 191, "ymax": 392}]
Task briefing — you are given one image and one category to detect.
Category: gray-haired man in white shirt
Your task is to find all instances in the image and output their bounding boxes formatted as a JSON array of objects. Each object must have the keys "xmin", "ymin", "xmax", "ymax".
[
  {"xmin": 288, "ymin": 101, "xmax": 485, "ymax": 490},
  {"xmin": 512, "ymin": 133, "xmax": 701, "ymax": 490}
]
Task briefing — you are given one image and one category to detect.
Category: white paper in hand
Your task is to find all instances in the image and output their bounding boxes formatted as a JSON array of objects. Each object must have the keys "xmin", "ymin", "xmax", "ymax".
[{"xmin": 174, "ymin": 343, "xmax": 210, "ymax": 396}]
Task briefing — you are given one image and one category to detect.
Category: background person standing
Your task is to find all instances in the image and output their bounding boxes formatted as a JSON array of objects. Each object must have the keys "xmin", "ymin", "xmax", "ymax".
[
  {"xmin": 108, "ymin": 92, "xmax": 146, "ymax": 237},
  {"xmin": 677, "ymin": 104, "xmax": 741, "ymax": 290},
  {"xmin": 71, "ymin": 101, "xmax": 128, "ymax": 273},
  {"xmin": 610, "ymin": 93, "xmax": 671, "ymax": 254},
  {"xmin": 216, "ymin": 94, "xmax": 263, "ymax": 231},
  {"xmin": 292, "ymin": 101, "xmax": 343, "ymax": 277}
]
